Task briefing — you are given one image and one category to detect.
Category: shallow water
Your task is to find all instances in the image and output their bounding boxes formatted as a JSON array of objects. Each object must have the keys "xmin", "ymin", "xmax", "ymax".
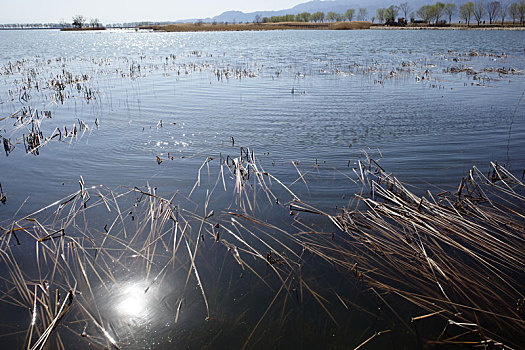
[{"xmin": 0, "ymin": 29, "xmax": 524, "ymax": 349}]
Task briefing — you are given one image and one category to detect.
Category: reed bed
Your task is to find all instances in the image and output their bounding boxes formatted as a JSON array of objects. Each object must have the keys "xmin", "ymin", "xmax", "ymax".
[
  {"xmin": 305, "ymin": 157, "xmax": 525, "ymax": 348},
  {"xmin": 0, "ymin": 153, "xmax": 318, "ymax": 348},
  {"xmin": 1, "ymin": 46, "xmax": 509, "ymax": 125},
  {"xmin": 0, "ymin": 45, "xmax": 523, "ymax": 346},
  {"xmin": 139, "ymin": 21, "xmax": 371, "ymax": 33},
  {"xmin": 216, "ymin": 150, "xmax": 525, "ymax": 347},
  {"xmin": 0, "ymin": 183, "xmax": 207, "ymax": 348},
  {"xmin": 0, "ymin": 106, "xmax": 94, "ymax": 157},
  {"xmin": 0, "ymin": 150, "xmax": 524, "ymax": 348},
  {"xmin": 0, "ymin": 30, "xmax": 523, "ymax": 348}
]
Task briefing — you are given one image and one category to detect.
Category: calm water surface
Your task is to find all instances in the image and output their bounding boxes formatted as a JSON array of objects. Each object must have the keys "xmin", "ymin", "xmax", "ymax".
[
  {"xmin": 0, "ymin": 29, "xmax": 524, "ymax": 349},
  {"xmin": 1, "ymin": 29, "xmax": 524, "ymax": 209}
]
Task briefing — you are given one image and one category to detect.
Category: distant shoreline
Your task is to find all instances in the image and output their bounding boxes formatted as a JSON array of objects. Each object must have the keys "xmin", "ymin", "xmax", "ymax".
[
  {"xmin": 371, "ymin": 25, "xmax": 525, "ymax": 31},
  {"xmin": 60, "ymin": 27, "xmax": 106, "ymax": 31},
  {"xmin": 1, "ymin": 22, "xmax": 523, "ymax": 32},
  {"xmin": 139, "ymin": 22, "xmax": 525, "ymax": 32},
  {"xmin": 139, "ymin": 21, "xmax": 371, "ymax": 32}
]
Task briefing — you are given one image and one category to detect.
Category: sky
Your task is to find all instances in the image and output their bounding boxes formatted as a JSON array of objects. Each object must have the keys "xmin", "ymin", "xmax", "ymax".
[{"xmin": 0, "ymin": 0, "xmax": 309, "ymax": 24}]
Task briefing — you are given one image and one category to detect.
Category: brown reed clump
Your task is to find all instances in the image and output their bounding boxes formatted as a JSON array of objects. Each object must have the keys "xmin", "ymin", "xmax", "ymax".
[
  {"xmin": 0, "ymin": 149, "xmax": 523, "ymax": 348},
  {"xmin": 326, "ymin": 158, "xmax": 525, "ymax": 348},
  {"xmin": 0, "ymin": 106, "xmax": 93, "ymax": 157},
  {"xmin": 218, "ymin": 150, "xmax": 525, "ymax": 347},
  {"xmin": 330, "ymin": 21, "xmax": 371, "ymax": 30}
]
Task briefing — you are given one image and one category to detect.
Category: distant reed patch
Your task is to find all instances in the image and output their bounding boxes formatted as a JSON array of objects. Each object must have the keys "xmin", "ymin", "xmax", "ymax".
[{"xmin": 139, "ymin": 21, "xmax": 371, "ymax": 32}]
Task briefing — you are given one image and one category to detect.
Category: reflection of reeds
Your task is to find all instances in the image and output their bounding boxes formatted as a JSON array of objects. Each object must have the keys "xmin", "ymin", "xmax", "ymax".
[{"xmin": 0, "ymin": 151, "xmax": 523, "ymax": 348}]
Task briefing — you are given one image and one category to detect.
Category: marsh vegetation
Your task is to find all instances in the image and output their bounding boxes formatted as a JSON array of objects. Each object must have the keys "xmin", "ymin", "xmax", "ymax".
[{"xmin": 0, "ymin": 29, "xmax": 524, "ymax": 348}]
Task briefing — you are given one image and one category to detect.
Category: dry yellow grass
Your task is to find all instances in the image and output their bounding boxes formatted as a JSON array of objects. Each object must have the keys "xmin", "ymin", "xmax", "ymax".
[
  {"xmin": 139, "ymin": 21, "xmax": 371, "ymax": 32},
  {"xmin": 329, "ymin": 21, "xmax": 371, "ymax": 30}
]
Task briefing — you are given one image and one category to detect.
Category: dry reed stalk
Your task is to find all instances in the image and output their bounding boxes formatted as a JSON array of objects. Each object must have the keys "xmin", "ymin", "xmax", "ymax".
[{"xmin": 0, "ymin": 149, "xmax": 523, "ymax": 348}]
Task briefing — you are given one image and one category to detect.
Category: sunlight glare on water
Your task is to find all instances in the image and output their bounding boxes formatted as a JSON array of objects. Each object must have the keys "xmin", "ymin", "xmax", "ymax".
[
  {"xmin": 0, "ymin": 28, "xmax": 524, "ymax": 349},
  {"xmin": 118, "ymin": 283, "xmax": 148, "ymax": 318}
]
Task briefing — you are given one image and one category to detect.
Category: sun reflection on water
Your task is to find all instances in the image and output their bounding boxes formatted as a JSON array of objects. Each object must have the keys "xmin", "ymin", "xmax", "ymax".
[
  {"xmin": 118, "ymin": 284, "xmax": 148, "ymax": 318},
  {"xmin": 94, "ymin": 277, "xmax": 181, "ymax": 347}
]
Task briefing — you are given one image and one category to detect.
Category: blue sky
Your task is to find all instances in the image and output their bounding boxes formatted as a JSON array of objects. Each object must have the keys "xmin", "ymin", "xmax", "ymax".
[{"xmin": 0, "ymin": 0, "xmax": 308, "ymax": 24}]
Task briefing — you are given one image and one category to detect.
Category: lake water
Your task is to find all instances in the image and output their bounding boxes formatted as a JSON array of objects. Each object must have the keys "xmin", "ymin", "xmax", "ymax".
[{"xmin": 0, "ymin": 29, "xmax": 524, "ymax": 349}]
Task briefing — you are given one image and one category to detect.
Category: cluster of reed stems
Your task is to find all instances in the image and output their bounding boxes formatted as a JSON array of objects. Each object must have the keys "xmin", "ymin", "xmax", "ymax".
[
  {"xmin": 0, "ymin": 106, "xmax": 94, "ymax": 157},
  {"xmin": 0, "ymin": 150, "xmax": 523, "ymax": 348}
]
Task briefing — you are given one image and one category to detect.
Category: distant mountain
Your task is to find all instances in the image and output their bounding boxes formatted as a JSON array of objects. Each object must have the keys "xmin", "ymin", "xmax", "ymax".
[
  {"xmin": 183, "ymin": 0, "xmax": 474, "ymax": 23},
  {"xmin": 203, "ymin": 1, "xmax": 378, "ymax": 23}
]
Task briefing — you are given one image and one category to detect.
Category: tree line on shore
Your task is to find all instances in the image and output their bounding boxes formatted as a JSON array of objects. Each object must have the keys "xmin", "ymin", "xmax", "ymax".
[
  {"xmin": 257, "ymin": 8, "xmax": 369, "ymax": 23},
  {"xmin": 0, "ymin": 16, "xmax": 103, "ymax": 29},
  {"xmin": 256, "ymin": 0, "xmax": 525, "ymax": 26},
  {"xmin": 414, "ymin": 0, "xmax": 525, "ymax": 26},
  {"xmin": 1, "ymin": 1, "xmax": 524, "ymax": 29},
  {"xmin": 71, "ymin": 15, "xmax": 103, "ymax": 28}
]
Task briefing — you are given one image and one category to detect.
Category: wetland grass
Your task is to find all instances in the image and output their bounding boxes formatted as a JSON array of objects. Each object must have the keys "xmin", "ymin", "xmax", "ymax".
[
  {"xmin": 139, "ymin": 21, "xmax": 371, "ymax": 33},
  {"xmin": 333, "ymin": 158, "xmax": 525, "ymax": 347},
  {"xmin": 1, "ymin": 46, "xmax": 524, "ymax": 348},
  {"xmin": 0, "ymin": 106, "xmax": 94, "ymax": 157},
  {"xmin": 0, "ymin": 149, "xmax": 523, "ymax": 348}
]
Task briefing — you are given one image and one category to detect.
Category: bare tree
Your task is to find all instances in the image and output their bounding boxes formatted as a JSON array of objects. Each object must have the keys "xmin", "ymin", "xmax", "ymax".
[
  {"xmin": 473, "ymin": 1, "xmax": 486, "ymax": 25},
  {"xmin": 460, "ymin": 2, "xmax": 475, "ymax": 25},
  {"xmin": 509, "ymin": 2, "xmax": 519, "ymax": 24},
  {"xmin": 72, "ymin": 15, "xmax": 86, "ymax": 28},
  {"xmin": 487, "ymin": 1, "xmax": 500, "ymax": 23},
  {"xmin": 357, "ymin": 8, "xmax": 368, "ymax": 21},
  {"xmin": 326, "ymin": 11, "xmax": 338, "ymax": 22},
  {"xmin": 376, "ymin": 8, "xmax": 386, "ymax": 23},
  {"xmin": 418, "ymin": 5, "xmax": 433, "ymax": 23},
  {"xmin": 90, "ymin": 18, "xmax": 101, "ymax": 28},
  {"xmin": 519, "ymin": 0, "xmax": 525, "ymax": 25},
  {"xmin": 312, "ymin": 11, "xmax": 325, "ymax": 22},
  {"xmin": 254, "ymin": 14, "xmax": 262, "ymax": 24},
  {"xmin": 384, "ymin": 5, "xmax": 400, "ymax": 23},
  {"xmin": 498, "ymin": 2, "xmax": 508, "ymax": 24},
  {"xmin": 345, "ymin": 9, "xmax": 356, "ymax": 21},
  {"xmin": 59, "ymin": 19, "xmax": 69, "ymax": 28},
  {"xmin": 399, "ymin": 2, "xmax": 411, "ymax": 18},
  {"xmin": 431, "ymin": 2, "xmax": 446, "ymax": 24},
  {"xmin": 445, "ymin": 3, "xmax": 458, "ymax": 23}
]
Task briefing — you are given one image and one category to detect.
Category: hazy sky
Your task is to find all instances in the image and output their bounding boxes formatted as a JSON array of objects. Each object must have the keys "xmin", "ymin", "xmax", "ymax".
[{"xmin": 0, "ymin": 0, "xmax": 308, "ymax": 24}]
